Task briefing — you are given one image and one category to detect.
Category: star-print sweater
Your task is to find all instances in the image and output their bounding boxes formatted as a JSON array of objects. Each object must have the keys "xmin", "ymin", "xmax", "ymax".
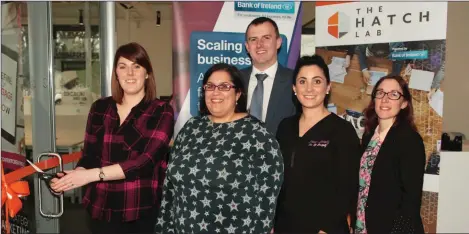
[{"xmin": 155, "ymin": 115, "xmax": 284, "ymax": 234}]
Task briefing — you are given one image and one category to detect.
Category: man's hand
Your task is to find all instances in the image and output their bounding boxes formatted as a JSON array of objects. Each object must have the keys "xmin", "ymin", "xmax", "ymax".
[
  {"xmin": 345, "ymin": 55, "xmax": 351, "ymax": 68},
  {"xmin": 362, "ymin": 69, "xmax": 371, "ymax": 85}
]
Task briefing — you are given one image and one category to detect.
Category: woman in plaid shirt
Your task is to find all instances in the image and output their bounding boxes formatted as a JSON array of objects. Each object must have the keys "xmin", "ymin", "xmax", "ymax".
[{"xmin": 51, "ymin": 42, "xmax": 174, "ymax": 234}]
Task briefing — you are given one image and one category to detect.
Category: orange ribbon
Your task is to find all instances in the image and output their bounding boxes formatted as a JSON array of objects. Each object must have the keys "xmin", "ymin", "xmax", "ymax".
[
  {"xmin": 4, "ymin": 152, "xmax": 82, "ymax": 184},
  {"xmin": 1, "ymin": 151, "xmax": 82, "ymax": 234},
  {"xmin": 1, "ymin": 166, "xmax": 30, "ymax": 234}
]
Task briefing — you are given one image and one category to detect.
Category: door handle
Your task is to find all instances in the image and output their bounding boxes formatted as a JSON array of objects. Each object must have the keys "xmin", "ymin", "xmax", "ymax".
[{"xmin": 36, "ymin": 152, "xmax": 64, "ymax": 218}]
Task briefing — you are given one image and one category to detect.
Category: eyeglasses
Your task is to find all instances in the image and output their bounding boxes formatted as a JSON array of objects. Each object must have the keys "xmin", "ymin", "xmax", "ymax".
[
  {"xmin": 203, "ymin": 83, "xmax": 236, "ymax": 91},
  {"xmin": 373, "ymin": 90, "xmax": 403, "ymax": 100}
]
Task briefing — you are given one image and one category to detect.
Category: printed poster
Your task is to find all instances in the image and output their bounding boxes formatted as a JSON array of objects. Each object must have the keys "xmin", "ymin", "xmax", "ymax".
[
  {"xmin": 171, "ymin": 1, "xmax": 302, "ymax": 137},
  {"xmin": 315, "ymin": 2, "xmax": 448, "ymax": 233}
]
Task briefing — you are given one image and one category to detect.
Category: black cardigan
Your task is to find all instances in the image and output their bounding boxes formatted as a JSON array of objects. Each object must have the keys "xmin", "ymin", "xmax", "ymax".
[{"xmin": 358, "ymin": 122, "xmax": 426, "ymax": 234}]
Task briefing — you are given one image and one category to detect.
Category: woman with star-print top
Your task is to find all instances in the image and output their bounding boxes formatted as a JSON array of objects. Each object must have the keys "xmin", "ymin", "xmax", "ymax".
[{"xmin": 155, "ymin": 63, "xmax": 284, "ymax": 234}]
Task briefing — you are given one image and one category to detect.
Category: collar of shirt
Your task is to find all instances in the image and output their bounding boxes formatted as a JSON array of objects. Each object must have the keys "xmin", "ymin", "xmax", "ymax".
[
  {"xmin": 110, "ymin": 97, "xmax": 150, "ymax": 114},
  {"xmin": 251, "ymin": 62, "xmax": 278, "ymax": 80},
  {"xmin": 247, "ymin": 62, "xmax": 278, "ymax": 122}
]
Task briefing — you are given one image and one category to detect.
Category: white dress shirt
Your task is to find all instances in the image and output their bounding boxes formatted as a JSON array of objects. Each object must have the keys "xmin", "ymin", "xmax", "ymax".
[{"xmin": 247, "ymin": 62, "xmax": 278, "ymax": 122}]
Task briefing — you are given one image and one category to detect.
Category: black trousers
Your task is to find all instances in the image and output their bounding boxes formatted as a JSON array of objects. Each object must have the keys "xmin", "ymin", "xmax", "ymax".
[{"xmin": 87, "ymin": 210, "xmax": 158, "ymax": 234}]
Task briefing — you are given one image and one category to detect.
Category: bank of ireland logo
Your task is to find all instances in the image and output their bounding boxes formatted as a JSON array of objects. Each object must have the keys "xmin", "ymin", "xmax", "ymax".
[
  {"xmin": 282, "ymin": 3, "xmax": 293, "ymax": 11},
  {"xmin": 328, "ymin": 11, "xmax": 349, "ymax": 39}
]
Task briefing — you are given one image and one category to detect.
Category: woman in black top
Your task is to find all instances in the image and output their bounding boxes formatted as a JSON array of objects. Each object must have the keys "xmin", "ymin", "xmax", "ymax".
[
  {"xmin": 274, "ymin": 55, "xmax": 361, "ymax": 233},
  {"xmin": 354, "ymin": 75, "xmax": 425, "ymax": 234}
]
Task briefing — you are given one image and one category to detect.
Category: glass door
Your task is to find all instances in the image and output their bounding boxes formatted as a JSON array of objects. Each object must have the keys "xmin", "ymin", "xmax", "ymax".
[
  {"xmin": 1, "ymin": 2, "xmax": 102, "ymax": 233},
  {"xmin": 50, "ymin": 2, "xmax": 102, "ymax": 233},
  {"xmin": 2, "ymin": 1, "xmax": 110, "ymax": 232},
  {"xmin": 25, "ymin": 2, "xmax": 102, "ymax": 233}
]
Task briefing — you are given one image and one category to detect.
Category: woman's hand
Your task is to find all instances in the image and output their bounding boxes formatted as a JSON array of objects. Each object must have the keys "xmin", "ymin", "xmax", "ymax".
[
  {"xmin": 50, "ymin": 167, "xmax": 98, "ymax": 192},
  {"xmin": 49, "ymin": 167, "xmax": 86, "ymax": 185}
]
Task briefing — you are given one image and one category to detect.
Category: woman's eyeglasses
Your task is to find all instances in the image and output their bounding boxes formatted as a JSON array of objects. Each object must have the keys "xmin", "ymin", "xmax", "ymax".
[
  {"xmin": 373, "ymin": 90, "xmax": 403, "ymax": 100},
  {"xmin": 203, "ymin": 83, "xmax": 236, "ymax": 91}
]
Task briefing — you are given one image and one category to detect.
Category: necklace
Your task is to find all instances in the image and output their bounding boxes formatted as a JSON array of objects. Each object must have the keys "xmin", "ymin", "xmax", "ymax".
[
  {"xmin": 211, "ymin": 122, "xmax": 223, "ymax": 132},
  {"xmin": 207, "ymin": 116, "xmax": 224, "ymax": 132},
  {"xmin": 377, "ymin": 125, "xmax": 392, "ymax": 143}
]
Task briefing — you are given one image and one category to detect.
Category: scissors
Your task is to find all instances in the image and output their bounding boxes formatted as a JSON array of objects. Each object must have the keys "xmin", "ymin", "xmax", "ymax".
[{"xmin": 26, "ymin": 159, "xmax": 65, "ymax": 196}]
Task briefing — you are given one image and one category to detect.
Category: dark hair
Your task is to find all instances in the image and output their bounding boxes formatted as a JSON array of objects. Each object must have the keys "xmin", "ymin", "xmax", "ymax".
[
  {"xmin": 363, "ymin": 75, "xmax": 417, "ymax": 134},
  {"xmin": 292, "ymin": 55, "xmax": 331, "ymax": 111},
  {"xmin": 111, "ymin": 42, "xmax": 157, "ymax": 104},
  {"xmin": 245, "ymin": 17, "xmax": 280, "ymax": 40},
  {"xmin": 199, "ymin": 63, "xmax": 247, "ymax": 115}
]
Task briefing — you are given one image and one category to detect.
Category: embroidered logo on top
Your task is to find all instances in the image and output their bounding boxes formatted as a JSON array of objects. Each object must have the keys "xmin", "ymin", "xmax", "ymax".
[{"xmin": 308, "ymin": 140, "xmax": 330, "ymax": 148}]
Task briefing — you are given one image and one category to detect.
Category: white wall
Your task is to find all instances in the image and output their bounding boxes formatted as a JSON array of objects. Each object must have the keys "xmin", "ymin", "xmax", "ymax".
[
  {"xmin": 442, "ymin": 2, "xmax": 469, "ymax": 137},
  {"xmin": 116, "ymin": 18, "xmax": 173, "ymax": 97},
  {"xmin": 437, "ymin": 151, "xmax": 469, "ymax": 232}
]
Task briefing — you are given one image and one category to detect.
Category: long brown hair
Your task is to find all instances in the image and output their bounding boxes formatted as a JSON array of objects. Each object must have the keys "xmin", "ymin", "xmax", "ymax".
[
  {"xmin": 111, "ymin": 42, "xmax": 157, "ymax": 104},
  {"xmin": 363, "ymin": 75, "xmax": 417, "ymax": 134}
]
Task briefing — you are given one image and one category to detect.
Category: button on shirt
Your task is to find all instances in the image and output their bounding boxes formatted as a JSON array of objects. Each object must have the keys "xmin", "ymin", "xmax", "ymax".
[
  {"xmin": 247, "ymin": 62, "xmax": 278, "ymax": 122},
  {"xmin": 76, "ymin": 96, "xmax": 174, "ymax": 222}
]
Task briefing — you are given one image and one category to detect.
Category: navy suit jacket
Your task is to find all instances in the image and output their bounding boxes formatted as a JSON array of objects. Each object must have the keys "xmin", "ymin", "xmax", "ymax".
[{"xmin": 240, "ymin": 64, "xmax": 296, "ymax": 135}]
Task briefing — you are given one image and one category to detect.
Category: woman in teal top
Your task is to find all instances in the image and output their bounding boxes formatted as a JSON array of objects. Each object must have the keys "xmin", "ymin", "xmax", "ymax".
[{"xmin": 155, "ymin": 63, "xmax": 284, "ymax": 234}]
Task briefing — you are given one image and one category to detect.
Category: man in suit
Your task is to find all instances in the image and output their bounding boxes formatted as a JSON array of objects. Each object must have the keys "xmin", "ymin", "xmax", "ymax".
[{"xmin": 241, "ymin": 17, "xmax": 296, "ymax": 135}]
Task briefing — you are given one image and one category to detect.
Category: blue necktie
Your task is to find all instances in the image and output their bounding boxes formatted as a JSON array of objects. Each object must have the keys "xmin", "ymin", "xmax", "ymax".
[{"xmin": 250, "ymin": 73, "xmax": 268, "ymax": 121}]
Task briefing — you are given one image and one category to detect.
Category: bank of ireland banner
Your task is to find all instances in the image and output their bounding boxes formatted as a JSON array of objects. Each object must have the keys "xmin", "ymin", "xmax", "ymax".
[
  {"xmin": 171, "ymin": 1, "xmax": 302, "ymax": 137},
  {"xmin": 315, "ymin": 2, "xmax": 447, "ymax": 233}
]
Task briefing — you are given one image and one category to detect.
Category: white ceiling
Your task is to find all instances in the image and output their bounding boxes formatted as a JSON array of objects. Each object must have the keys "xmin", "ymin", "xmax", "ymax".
[
  {"xmin": 17, "ymin": 2, "xmax": 315, "ymax": 28},
  {"xmin": 20, "ymin": 2, "xmax": 173, "ymax": 21}
]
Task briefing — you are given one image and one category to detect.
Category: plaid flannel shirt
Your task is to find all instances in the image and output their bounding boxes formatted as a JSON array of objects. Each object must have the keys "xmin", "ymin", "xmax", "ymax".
[{"xmin": 76, "ymin": 96, "xmax": 174, "ymax": 222}]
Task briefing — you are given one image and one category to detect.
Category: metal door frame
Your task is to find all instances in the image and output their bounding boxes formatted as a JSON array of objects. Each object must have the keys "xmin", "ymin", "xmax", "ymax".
[{"xmin": 27, "ymin": 2, "xmax": 60, "ymax": 233}]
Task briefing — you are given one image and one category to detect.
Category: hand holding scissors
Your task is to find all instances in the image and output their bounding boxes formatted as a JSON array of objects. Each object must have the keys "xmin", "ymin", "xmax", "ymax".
[
  {"xmin": 50, "ymin": 166, "xmax": 94, "ymax": 193},
  {"xmin": 26, "ymin": 159, "xmax": 66, "ymax": 196}
]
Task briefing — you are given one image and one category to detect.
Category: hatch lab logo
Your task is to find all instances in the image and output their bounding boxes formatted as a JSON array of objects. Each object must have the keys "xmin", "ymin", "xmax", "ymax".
[{"xmin": 328, "ymin": 11, "xmax": 349, "ymax": 38}]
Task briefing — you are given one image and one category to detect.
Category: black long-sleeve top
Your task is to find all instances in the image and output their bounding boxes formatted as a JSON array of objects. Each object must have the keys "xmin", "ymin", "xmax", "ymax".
[{"xmin": 274, "ymin": 113, "xmax": 361, "ymax": 233}]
